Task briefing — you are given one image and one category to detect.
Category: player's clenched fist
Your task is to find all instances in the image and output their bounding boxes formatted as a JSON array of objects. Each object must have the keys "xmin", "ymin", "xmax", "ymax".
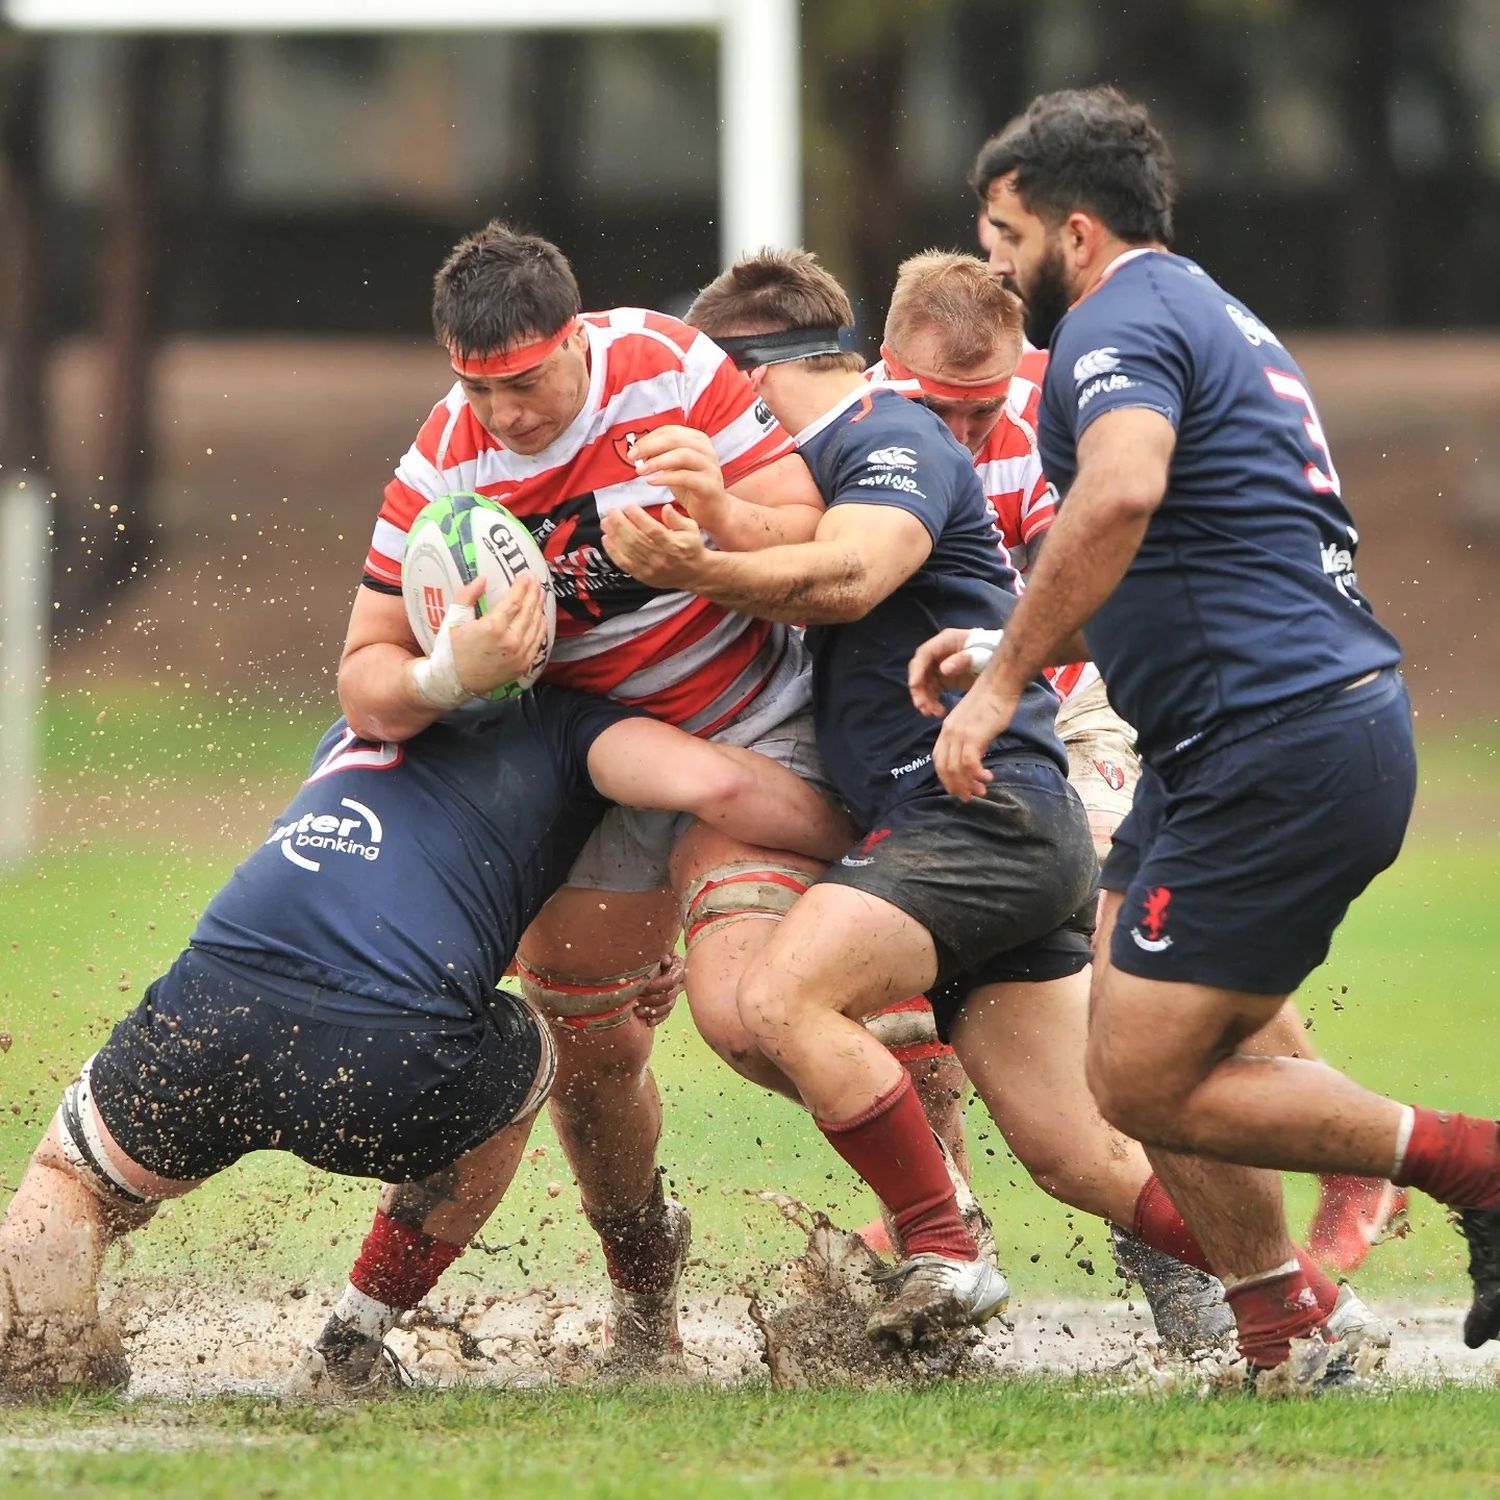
[
  {"xmin": 628, "ymin": 425, "xmax": 731, "ymax": 532},
  {"xmin": 449, "ymin": 574, "xmax": 548, "ymax": 696},
  {"xmin": 601, "ymin": 503, "xmax": 712, "ymax": 591}
]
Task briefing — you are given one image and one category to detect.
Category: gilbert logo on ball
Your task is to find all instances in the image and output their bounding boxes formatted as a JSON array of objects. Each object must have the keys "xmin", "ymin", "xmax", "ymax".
[{"xmin": 402, "ymin": 492, "xmax": 557, "ymax": 700}]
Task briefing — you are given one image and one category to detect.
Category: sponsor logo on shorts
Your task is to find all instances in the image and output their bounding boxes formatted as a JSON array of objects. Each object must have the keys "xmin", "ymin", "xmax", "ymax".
[
  {"xmin": 1094, "ymin": 759, "xmax": 1126, "ymax": 792},
  {"xmin": 841, "ymin": 827, "xmax": 894, "ymax": 868},
  {"xmin": 865, "ymin": 445, "xmax": 918, "ymax": 469},
  {"xmin": 1129, "ymin": 884, "xmax": 1173, "ymax": 952},
  {"xmin": 267, "ymin": 797, "xmax": 384, "ymax": 872},
  {"xmin": 1072, "ymin": 346, "xmax": 1121, "ymax": 384},
  {"xmin": 888, "ymin": 752, "xmax": 933, "ymax": 780}
]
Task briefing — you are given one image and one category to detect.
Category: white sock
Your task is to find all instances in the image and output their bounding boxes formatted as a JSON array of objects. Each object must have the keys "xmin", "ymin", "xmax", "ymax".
[
  {"xmin": 1391, "ymin": 1104, "xmax": 1416, "ymax": 1177},
  {"xmin": 1221, "ymin": 1258, "xmax": 1300, "ymax": 1293},
  {"xmin": 332, "ymin": 1283, "xmax": 401, "ymax": 1341}
]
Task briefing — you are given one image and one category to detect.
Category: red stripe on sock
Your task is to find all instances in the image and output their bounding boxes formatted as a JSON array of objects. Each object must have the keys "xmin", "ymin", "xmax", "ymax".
[
  {"xmin": 349, "ymin": 1210, "xmax": 463, "ymax": 1309},
  {"xmin": 1393, "ymin": 1108, "xmax": 1500, "ymax": 1209}
]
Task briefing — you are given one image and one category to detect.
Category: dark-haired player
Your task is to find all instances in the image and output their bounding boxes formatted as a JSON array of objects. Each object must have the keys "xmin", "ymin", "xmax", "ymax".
[
  {"xmin": 925, "ymin": 85, "xmax": 1499, "ymax": 1383},
  {"xmin": 0, "ymin": 580, "xmax": 849, "ymax": 1398},
  {"xmin": 339, "ymin": 219, "xmax": 838, "ymax": 1369}
]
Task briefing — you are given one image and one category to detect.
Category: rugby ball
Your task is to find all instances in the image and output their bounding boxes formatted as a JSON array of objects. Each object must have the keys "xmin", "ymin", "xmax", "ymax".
[{"xmin": 401, "ymin": 492, "xmax": 556, "ymax": 700}]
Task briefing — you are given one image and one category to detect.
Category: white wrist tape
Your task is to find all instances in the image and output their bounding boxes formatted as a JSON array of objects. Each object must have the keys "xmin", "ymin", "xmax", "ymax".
[
  {"xmin": 411, "ymin": 601, "xmax": 476, "ymax": 710},
  {"xmin": 963, "ymin": 627, "xmax": 1004, "ymax": 674}
]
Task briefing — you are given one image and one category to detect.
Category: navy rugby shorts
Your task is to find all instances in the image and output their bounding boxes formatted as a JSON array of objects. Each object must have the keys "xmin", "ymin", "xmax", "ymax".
[
  {"xmin": 89, "ymin": 947, "xmax": 549, "ymax": 1183},
  {"xmin": 1101, "ymin": 669, "xmax": 1416, "ymax": 994},
  {"xmin": 817, "ymin": 756, "xmax": 1098, "ymax": 1039}
]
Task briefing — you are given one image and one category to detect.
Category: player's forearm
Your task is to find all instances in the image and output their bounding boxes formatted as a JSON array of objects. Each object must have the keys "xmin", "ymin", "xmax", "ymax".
[
  {"xmin": 686, "ymin": 543, "xmax": 877, "ymax": 624},
  {"xmin": 988, "ymin": 474, "xmax": 1150, "ymax": 690},
  {"xmin": 337, "ymin": 642, "xmax": 446, "ymax": 743},
  {"xmin": 704, "ymin": 495, "xmax": 823, "ymax": 552},
  {"xmin": 693, "ymin": 745, "xmax": 854, "ymax": 862}
]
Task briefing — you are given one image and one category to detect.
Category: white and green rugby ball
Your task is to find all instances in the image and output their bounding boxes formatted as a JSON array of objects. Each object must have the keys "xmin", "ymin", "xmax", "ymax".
[{"xmin": 401, "ymin": 492, "xmax": 556, "ymax": 700}]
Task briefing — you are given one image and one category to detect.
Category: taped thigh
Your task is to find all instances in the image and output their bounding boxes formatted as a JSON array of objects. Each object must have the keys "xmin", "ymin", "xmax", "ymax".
[
  {"xmin": 53, "ymin": 1057, "xmax": 156, "ymax": 1209},
  {"xmin": 862, "ymin": 996, "xmax": 953, "ymax": 1063},
  {"xmin": 679, "ymin": 862, "xmax": 811, "ymax": 952},
  {"xmin": 515, "ymin": 954, "xmax": 660, "ymax": 1032}
]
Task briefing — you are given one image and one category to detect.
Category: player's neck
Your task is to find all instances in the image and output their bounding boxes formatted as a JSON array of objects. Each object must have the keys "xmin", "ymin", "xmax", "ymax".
[
  {"xmin": 1072, "ymin": 237, "xmax": 1169, "ymax": 303},
  {"xmin": 764, "ymin": 369, "xmax": 866, "ymax": 436}
]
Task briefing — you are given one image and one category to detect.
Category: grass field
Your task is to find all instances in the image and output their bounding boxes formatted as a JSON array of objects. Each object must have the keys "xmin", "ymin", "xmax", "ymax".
[{"xmin": 3, "ymin": 689, "xmax": 1500, "ymax": 1496}]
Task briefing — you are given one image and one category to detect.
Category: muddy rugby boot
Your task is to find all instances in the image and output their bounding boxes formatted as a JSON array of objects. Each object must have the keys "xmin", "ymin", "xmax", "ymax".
[
  {"xmin": 600, "ymin": 1199, "xmax": 691, "ymax": 1379},
  {"xmin": 866, "ymin": 1254, "xmax": 1010, "ymax": 1352},
  {"xmin": 1323, "ymin": 1283, "xmax": 1391, "ymax": 1365},
  {"xmin": 285, "ymin": 1313, "xmax": 412, "ymax": 1402},
  {"xmin": 0, "ymin": 1261, "xmax": 130, "ymax": 1399},
  {"xmin": 1458, "ymin": 1206, "xmax": 1500, "ymax": 1348},
  {"xmin": 1111, "ymin": 1225, "xmax": 1235, "ymax": 1357},
  {"xmin": 1307, "ymin": 1176, "xmax": 1409, "ymax": 1272}
]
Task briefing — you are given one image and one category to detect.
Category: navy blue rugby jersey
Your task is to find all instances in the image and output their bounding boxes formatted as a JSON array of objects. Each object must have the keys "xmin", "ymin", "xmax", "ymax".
[
  {"xmin": 1038, "ymin": 249, "xmax": 1401, "ymax": 768},
  {"xmin": 190, "ymin": 687, "xmax": 637, "ymax": 1022},
  {"xmin": 797, "ymin": 386, "xmax": 1066, "ymax": 825}
]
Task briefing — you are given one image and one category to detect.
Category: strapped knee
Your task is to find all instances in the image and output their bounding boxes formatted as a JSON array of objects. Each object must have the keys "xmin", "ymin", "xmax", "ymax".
[
  {"xmin": 515, "ymin": 955, "xmax": 659, "ymax": 1032},
  {"xmin": 679, "ymin": 862, "xmax": 810, "ymax": 952},
  {"xmin": 53, "ymin": 1059, "xmax": 156, "ymax": 1212},
  {"xmin": 862, "ymin": 996, "xmax": 954, "ymax": 1063}
]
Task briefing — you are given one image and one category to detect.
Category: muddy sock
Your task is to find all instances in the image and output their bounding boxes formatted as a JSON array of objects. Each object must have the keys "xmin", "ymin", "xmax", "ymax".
[
  {"xmin": 818, "ymin": 1074, "xmax": 975, "ymax": 1262},
  {"xmin": 1224, "ymin": 1261, "xmax": 1325, "ymax": 1369},
  {"xmin": 344, "ymin": 1210, "xmax": 463, "ymax": 1324},
  {"xmin": 585, "ymin": 1173, "xmax": 677, "ymax": 1295},
  {"xmin": 1131, "ymin": 1176, "xmax": 1338, "ymax": 1316},
  {"xmin": 1392, "ymin": 1107, "xmax": 1500, "ymax": 1208}
]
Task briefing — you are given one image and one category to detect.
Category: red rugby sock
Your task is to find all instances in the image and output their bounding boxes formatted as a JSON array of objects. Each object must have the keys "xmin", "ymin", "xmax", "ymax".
[
  {"xmin": 1131, "ymin": 1175, "xmax": 1339, "ymax": 1315},
  {"xmin": 1392, "ymin": 1108, "xmax": 1500, "ymax": 1209},
  {"xmin": 818, "ymin": 1073, "xmax": 976, "ymax": 1261},
  {"xmin": 349, "ymin": 1210, "xmax": 463, "ymax": 1310},
  {"xmin": 1225, "ymin": 1264, "xmax": 1325, "ymax": 1369}
]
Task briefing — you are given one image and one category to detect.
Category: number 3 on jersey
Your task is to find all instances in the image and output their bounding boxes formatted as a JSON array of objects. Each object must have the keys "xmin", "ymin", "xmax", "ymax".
[{"xmin": 1264, "ymin": 368, "xmax": 1342, "ymax": 497}]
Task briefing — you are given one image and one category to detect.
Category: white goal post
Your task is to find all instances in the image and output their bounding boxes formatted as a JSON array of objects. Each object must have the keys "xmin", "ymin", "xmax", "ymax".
[
  {"xmin": 3, "ymin": 0, "xmax": 802, "ymax": 267},
  {"xmin": 0, "ymin": 479, "xmax": 50, "ymax": 867}
]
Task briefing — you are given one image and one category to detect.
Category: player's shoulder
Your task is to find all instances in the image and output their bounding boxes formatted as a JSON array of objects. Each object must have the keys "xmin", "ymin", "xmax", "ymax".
[{"xmin": 977, "ymin": 407, "xmax": 1038, "ymax": 464}]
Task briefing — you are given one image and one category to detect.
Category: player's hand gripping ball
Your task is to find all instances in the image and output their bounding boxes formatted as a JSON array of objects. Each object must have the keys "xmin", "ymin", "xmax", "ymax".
[{"xmin": 402, "ymin": 493, "xmax": 557, "ymax": 699}]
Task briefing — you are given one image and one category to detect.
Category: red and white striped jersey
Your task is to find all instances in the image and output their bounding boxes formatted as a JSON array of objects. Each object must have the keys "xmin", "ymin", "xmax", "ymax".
[{"xmin": 366, "ymin": 308, "xmax": 799, "ymax": 734}]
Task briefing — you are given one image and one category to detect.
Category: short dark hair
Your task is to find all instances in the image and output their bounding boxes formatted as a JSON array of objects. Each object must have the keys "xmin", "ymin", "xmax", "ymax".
[
  {"xmin": 969, "ymin": 87, "xmax": 1174, "ymax": 245},
  {"xmin": 687, "ymin": 249, "xmax": 866, "ymax": 375},
  {"xmin": 432, "ymin": 220, "xmax": 582, "ymax": 360}
]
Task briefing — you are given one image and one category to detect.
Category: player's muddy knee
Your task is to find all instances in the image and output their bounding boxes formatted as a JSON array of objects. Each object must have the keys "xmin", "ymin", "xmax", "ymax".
[{"xmin": 1084, "ymin": 1039, "xmax": 1173, "ymax": 1145}]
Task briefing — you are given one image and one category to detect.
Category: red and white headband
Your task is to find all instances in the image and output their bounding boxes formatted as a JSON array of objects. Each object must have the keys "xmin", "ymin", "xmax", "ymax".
[
  {"xmin": 450, "ymin": 317, "xmax": 580, "ymax": 379},
  {"xmin": 878, "ymin": 343, "xmax": 1012, "ymax": 403}
]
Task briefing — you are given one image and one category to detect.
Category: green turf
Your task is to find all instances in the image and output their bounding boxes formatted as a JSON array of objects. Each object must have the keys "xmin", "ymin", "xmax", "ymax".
[
  {"xmin": 4, "ymin": 1383, "xmax": 1500, "ymax": 1498},
  {"xmin": 3, "ymin": 694, "xmax": 1498, "ymax": 1304}
]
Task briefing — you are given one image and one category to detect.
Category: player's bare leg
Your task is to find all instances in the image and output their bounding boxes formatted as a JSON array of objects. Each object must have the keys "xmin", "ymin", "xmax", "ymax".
[
  {"xmin": 293, "ymin": 1086, "xmax": 550, "ymax": 1400},
  {"xmin": 1242, "ymin": 1002, "xmax": 1409, "ymax": 1271},
  {"xmin": 0, "ymin": 1091, "xmax": 195, "ymax": 1397},
  {"xmin": 949, "ymin": 970, "xmax": 1230, "ymax": 1354},
  {"xmin": 736, "ymin": 882, "xmax": 1007, "ymax": 1350},
  {"xmin": 517, "ymin": 884, "xmax": 690, "ymax": 1373},
  {"xmin": 1085, "ymin": 892, "xmax": 1446, "ymax": 1374}
]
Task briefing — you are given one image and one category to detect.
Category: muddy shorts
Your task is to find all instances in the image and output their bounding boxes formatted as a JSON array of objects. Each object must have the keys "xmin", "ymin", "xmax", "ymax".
[
  {"xmin": 1101, "ymin": 669, "xmax": 1416, "ymax": 995},
  {"xmin": 89, "ymin": 947, "xmax": 553, "ymax": 1184},
  {"xmin": 817, "ymin": 756, "xmax": 1099, "ymax": 1039}
]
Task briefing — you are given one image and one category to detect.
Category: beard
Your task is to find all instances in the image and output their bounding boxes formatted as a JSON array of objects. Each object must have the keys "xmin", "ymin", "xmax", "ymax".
[{"xmin": 1020, "ymin": 241, "xmax": 1073, "ymax": 348}]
